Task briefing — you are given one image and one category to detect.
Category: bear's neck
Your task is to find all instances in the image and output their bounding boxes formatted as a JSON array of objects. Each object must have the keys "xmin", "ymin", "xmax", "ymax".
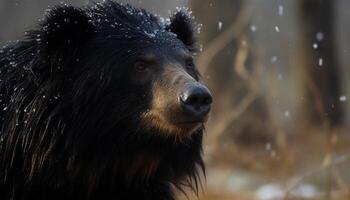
[
  {"xmin": 125, "ymin": 151, "xmax": 162, "ymax": 182},
  {"xmin": 107, "ymin": 130, "xmax": 205, "ymax": 199}
]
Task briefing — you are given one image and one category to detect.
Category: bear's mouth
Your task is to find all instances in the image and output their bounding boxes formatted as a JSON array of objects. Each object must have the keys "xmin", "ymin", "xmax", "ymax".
[
  {"xmin": 140, "ymin": 110, "xmax": 205, "ymax": 136},
  {"xmin": 174, "ymin": 121, "xmax": 203, "ymax": 128},
  {"xmin": 174, "ymin": 116, "xmax": 208, "ymax": 128}
]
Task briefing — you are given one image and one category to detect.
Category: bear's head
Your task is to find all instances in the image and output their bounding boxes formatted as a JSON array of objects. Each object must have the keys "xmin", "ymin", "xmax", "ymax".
[
  {"xmin": 0, "ymin": 1, "xmax": 212, "ymax": 197},
  {"xmin": 35, "ymin": 1, "xmax": 212, "ymax": 140}
]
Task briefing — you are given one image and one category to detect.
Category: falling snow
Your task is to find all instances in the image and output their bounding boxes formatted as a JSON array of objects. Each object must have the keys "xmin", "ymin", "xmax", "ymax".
[
  {"xmin": 275, "ymin": 26, "xmax": 280, "ymax": 32},
  {"xmin": 339, "ymin": 96, "xmax": 347, "ymax": 102},
  {"xmin": 318, "ymin": 58, "xmax": 323, "ymax": 66},
  {"xmin": 144, "ymin": 30, "xmax": 157, "ymax": 38},
  {"xmin": 218, "ymin": 21, "xmax": 223, "ymax": 31},
  {"xmin": 278, "ymin": 74, "xmax": 283, "ymax": 80},
  {"xmin": 0, "ymin": 2, "xmax": 348, "ymax": 199},
  {"xmin": 250, "ymin": 25, "xmax": 257, "ymax": 32},
  {"xmin": 284, "ymin": 111, "xmax": 290, "ymax": 118},
  {"xmin": 196, "ymin": 24, "xmax": 202, "ymax": 34},
  {"xmin": 316, "ymin": 32, "xmax": 324, "ymax": 41},
  {"xmin": 241, "ymin": 40, "xmax": 247, "ymax": 46},
  {"xmin": 278, "ymin": 5, "xmax": 284, "ymax": 16},
  {"xmin": 271, "ymin": 56, "xmax": 278, "ymax": 63}
]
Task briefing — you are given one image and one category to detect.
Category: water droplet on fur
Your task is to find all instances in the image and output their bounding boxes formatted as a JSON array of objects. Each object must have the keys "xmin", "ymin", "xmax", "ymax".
[
  {"xmin": 144, "ymin": 31, "xmax": 156, "ymax": 38},
  {"xmin": 9, "ymin": 61, "xmax": 17, "ymax": 67},
  {"xmin": 196, "ymin": 24, "xmax": 202, "ymax": 34}
]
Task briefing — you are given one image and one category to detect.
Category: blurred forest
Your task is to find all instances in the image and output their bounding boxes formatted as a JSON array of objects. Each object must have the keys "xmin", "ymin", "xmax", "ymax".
[{"xmin": 1, "ymin": 0, "xmax": 350, "ymax": 199}]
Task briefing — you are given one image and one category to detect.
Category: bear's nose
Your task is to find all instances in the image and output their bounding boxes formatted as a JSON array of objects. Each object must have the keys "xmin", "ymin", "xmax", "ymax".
[{"xmin": 179, "ymin": 83, "xmax": 212, "ymax": 121}]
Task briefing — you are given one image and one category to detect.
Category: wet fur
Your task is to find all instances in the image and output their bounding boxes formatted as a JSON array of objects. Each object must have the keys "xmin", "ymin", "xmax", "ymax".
[{"xmin": 0, "ymin": 1, "xmax": 204, "ymax": 200}]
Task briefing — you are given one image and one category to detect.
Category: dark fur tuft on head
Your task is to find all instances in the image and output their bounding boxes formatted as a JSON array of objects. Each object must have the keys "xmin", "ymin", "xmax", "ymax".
[
  {"xmin": 167, "ymin": 9, "xmax": 197, "ymax": 50},
  {"xmin": 41, "ymin": 6, "xmax": 95, "ymax": 54}
]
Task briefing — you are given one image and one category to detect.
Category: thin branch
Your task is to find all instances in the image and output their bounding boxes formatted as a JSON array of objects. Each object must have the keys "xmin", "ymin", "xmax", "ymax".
[
  {"xmin": 207, "ymin": 37, "xmax": 262, "ymax": 150},
  {"xmin": 207, "ymin": 90, "xmax": 258, "ymax": 147},
  {"xmin": 283, "ymin": 152, "xmax": 350, "ymax": 199},
  {"xmin": 197, "ymin": 1, "xmax": 253, "ymax": 74},
  {"xmin": 332, "ymin": 167, "xmax": 350, "ymax": 197}
]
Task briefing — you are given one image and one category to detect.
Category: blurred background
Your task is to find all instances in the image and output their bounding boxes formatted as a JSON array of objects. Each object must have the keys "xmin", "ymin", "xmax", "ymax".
[{"xmin": 1, "ymin": 0, "xmax": 350, "ymax": 199}]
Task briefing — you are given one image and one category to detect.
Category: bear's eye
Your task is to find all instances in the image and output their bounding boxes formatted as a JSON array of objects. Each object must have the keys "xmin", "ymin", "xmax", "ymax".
[
  {"xmin": 134, "ymin": 61, "xmax": 149, "ymax": 72},
  {"xmin": 185, "ymin": 59, "xmax": 195, "ymax": 70}
]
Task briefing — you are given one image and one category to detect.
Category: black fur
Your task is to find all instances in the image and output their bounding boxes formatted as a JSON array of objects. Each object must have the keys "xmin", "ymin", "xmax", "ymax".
[
  {"xmin": 0, "ymin": 1, "xmax": 204, "ymax": 200},
  {"xmin": 167, "ymin": 9, "xmax": 197, "ymax": 50}
]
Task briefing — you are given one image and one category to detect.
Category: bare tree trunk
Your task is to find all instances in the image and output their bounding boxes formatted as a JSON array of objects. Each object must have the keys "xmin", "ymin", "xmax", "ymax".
[
  {"xmin": 191, "ymin": 0, "xmax": 275, "ymax": 148},
  {"xmin": 298, "ymin": 0, "xmax": 343, "ymax": 127}
]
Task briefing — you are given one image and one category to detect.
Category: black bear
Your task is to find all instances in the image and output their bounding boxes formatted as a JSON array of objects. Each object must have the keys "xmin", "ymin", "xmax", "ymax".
[{"xmin": 0, "ymin": 1, "xmax": 212, "ymax": 200}]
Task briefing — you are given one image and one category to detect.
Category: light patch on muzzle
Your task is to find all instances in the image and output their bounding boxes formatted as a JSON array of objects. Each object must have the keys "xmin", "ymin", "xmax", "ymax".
[{"xmin": 140, "ymin": 65, "xmax": 204, "ymax": 137}]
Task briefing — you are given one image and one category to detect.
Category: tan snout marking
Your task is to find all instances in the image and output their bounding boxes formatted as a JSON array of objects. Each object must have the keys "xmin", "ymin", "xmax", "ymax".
[{"xmin": 140, "ymin": 66, "xmax": 201, "ymax": 137}]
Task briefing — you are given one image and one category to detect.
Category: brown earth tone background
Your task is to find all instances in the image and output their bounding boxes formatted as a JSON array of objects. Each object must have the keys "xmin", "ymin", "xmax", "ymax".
[{"xmin": 1, "ymin": 0, "xmax": 350, "ymax": 199}]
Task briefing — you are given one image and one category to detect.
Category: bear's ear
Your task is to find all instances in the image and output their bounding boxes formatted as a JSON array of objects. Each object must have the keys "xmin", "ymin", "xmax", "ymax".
[
  {"xmin": 41, "ymin": 6, "xmax": 95, "ymax": 54},
  {"xmin": 167, "ymin": 10, "xmax": 196, "ymax": 50}
]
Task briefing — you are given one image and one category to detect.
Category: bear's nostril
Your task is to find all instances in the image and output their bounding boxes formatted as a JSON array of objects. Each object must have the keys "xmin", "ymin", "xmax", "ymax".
[
  {"xmin": 202, "ymin": 96, "xmax": 213, "ymax": 105},
  {"xmin": 179, "ymin": 83, "xmax": 212, "ymax": 120},
  {"xmin": 186, "ymin": 96, "xmax": 198, "ymax": 106}
]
